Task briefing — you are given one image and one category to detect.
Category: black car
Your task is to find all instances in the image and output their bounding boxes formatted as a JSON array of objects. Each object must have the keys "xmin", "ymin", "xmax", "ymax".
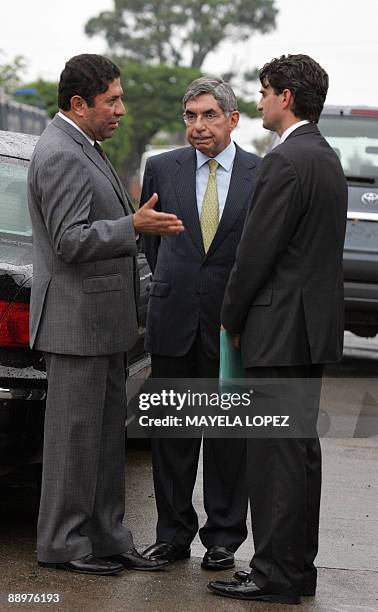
[
  {"xmin": 318, "ymin": 106, "xmax": 378, "ymax": 338},
  {"xmin": 0, "ymin": 130, "xmax": 151, "ymax": 475}
]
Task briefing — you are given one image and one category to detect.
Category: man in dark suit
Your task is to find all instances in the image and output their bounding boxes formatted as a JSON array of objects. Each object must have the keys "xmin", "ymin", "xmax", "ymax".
[
  {"xmin": 28, "ymin": 54, "xmax": 184, "ymax": 575},
  {"xmin": 141, "ymin": 77, "xmax": 261, "ymax": 570},
  {"xmin": 208, "ymin": 55, "xmax": 347, "ymax": 603}
]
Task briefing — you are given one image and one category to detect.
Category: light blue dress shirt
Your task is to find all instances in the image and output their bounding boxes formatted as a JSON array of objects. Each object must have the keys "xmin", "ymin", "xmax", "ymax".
[{"xmin": 195, "ymin": 141, "xmax": 236, "ymax": 219}]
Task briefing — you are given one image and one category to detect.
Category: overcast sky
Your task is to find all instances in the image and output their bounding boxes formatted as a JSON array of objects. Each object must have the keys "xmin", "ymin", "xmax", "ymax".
[{"xmin": 1, "ymin": 0, "xmax": 376, "ymax": 107}]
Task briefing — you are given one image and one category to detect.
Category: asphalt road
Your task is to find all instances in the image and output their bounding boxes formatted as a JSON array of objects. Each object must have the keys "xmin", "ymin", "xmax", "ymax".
[{"xmin": 0, "ymin": 332, "xmax": 377, "ymax": 612}]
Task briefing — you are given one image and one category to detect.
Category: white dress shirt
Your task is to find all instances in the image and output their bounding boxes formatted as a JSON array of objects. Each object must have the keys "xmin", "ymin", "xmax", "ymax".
[
  {"xmin": 279, "ymin": 120, "xmax": 310, "ymax": 144},
  {"xmin": 58, "ymin": 111, "xmax": 95, "ymax": 146}
]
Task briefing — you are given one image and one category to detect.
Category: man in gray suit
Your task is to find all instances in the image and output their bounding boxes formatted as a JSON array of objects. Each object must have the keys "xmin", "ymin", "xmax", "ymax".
[{"xmin": 28, "ymin": 54, "xmax": 183, "ymax": 575}]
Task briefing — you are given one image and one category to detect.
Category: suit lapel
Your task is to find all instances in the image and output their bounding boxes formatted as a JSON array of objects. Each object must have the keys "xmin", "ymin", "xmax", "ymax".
[
  {"xmin": 105, "ymin": 157, "xmax": 135, "ymax": 212},
  {"xmin": 82, "ymin": 141, "xmax": 129, "ymax": 214},
  {"xmin": 172, "ymin": 144, "xmax": 258, "ymax": 258},
  {"xmin": 206, "ymin": 146, "xmax": 257, "ymax": 256},
  {"xmin": 173, "ymin": 148, "xmax": 205, "ymax": 256},
  {"xmin": 53, "ymin": 115, "xmax": 129, "ymax": 214}
]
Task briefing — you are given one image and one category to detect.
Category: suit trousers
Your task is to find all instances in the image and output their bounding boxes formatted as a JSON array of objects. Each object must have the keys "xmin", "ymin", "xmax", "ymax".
[
  {"xmin": 245, "ymin": 364, "xmax": 323, "ymax": 594},
  {"xmin": 37, "ymin": 352, "xmax": 134, "ymax": 563},
  {"xmin": 151, "ymin": 328, "xmax": 248, "ymax": 551}
]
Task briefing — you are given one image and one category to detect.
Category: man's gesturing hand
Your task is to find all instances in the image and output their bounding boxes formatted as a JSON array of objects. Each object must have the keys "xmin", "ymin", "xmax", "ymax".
[{"xmin": 133, "ymin": 193, "xmax": 184, "ymax": 235}]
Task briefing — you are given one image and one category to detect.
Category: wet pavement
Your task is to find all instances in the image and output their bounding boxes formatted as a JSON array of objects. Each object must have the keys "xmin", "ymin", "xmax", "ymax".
[{"xmin": 0, "ymin": 332, "xmax": 377, "ymax": 611}]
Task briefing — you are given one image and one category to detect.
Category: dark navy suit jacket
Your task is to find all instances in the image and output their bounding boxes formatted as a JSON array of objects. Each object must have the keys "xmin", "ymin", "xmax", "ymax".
[{"xmin": 141, "ymin": 144, "xmax": 261, "ymax": 359}]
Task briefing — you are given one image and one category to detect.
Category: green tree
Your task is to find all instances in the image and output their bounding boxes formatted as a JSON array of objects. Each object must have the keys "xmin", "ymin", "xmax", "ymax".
[
  {"xmin": 85, "ymin": 0, "xmax": 277, "ymax": 69},
  {"xmin": 0, "ymin": 51, "xmax": 27, "ymax": 93},
  {"xmin": 103, "ymin": 61, "xmax": 201, "ymax": 184},
  {"xmin": 14, "ymin": 79, "xmax": 58, "ymax": 117}
]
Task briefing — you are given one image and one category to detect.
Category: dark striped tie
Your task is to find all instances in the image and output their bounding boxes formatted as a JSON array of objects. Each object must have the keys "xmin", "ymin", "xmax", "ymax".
[{"xmin": 94, "ymin": 141, "xmax": 106, "ymax": 160}]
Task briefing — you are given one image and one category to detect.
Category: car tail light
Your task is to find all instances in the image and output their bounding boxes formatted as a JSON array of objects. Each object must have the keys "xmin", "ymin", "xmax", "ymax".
[{"xmin": 0, "ymin": 300, "xmax": 29, "ymax": 347}]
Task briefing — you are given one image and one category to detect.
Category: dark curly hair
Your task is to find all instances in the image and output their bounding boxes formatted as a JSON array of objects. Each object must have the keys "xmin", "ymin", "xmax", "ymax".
[
  {"xmin": 58, "ymin": 54, "xmax": 121, "ymax": 110},
  {"xmin": 259, "ymin": 54, "xmax": 328, "ymax": 123}
]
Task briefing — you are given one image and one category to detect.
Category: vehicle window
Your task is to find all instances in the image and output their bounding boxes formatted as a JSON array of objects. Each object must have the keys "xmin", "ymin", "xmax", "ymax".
[
  {"xmin": 0, "ymin": 155, "xmax": 32, "ymax": 238},
  {"xmin": 318, "ymin": 116, "xmax": 378, "ymax": 179}
]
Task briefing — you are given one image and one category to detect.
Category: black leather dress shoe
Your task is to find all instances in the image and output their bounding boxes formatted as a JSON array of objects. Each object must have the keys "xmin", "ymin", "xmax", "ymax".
[
  {"xmin": 38, "ymin": 554, "xmax": 123, "ymax": 576},
  {"xmin": 235, "ymin": 570, "xmax": 316, "ymax": 597},
  {"xmin": 201, "ymin": 546, "xmax": 235, "ymax": 570},
  {"xmin": 208, "ymin": 575, "xmax": 300, "ymax": 604},
  {"xmin": 234, "ymin": 570, "xmax": 252, "ymax": 582},
  {"xmin": 143, "ymin": 541, "xmax": 191, "ymax": 563},
  {"xmin": 105, "ymin": 548, "xmax": 168, "ymax": 571}
]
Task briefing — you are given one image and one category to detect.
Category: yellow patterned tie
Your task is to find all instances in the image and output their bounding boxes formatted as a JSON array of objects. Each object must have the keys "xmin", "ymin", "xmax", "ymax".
[{"xmin": 200, "ymin": 159, "xmax": 219, "ymax": 253}]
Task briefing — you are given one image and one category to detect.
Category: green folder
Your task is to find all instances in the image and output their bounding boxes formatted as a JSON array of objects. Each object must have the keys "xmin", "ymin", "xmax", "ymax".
[{"xmin": 219, "ymin": 330, "xmax": 245, "ymax": 381}]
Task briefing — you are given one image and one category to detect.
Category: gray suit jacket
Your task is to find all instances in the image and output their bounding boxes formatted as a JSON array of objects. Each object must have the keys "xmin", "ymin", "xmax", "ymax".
[{"xmin": 27, "ymin": 114, "xmax": 139, "ymax": 355}]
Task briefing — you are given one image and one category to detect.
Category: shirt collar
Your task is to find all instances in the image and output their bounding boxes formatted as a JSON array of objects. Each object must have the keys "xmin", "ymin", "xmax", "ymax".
[
  {"xmin": 196, "ymin": 140, "xmax": 236, "ymax": 171},
  {"xmin": 279, "ymin": 120, "xmax": 310, "ymax": 144},
  {"xmin": 58, "ymin": 111, "xmax": 95, "ymax": 146}
]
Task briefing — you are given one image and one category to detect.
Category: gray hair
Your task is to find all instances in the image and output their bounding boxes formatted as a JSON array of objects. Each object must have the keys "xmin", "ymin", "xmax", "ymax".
[{"xmin": 183, "ymin": 76, "xmax": 238, "ymax": 114}]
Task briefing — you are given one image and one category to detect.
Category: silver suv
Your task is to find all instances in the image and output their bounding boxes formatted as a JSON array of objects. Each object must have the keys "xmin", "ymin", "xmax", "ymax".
[{"xmin": 318, "ymin": 106, "xmax": 378, "ymax": 338}]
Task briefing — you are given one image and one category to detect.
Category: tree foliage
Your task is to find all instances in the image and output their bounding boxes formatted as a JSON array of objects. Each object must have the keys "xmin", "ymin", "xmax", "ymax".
[
  {"xmin": 83, "ymin": 0, "xmax": 277, "ymax": 184},
  {"xmin": 103, "ymin": 61, "xmax": 201, "ymax": 183},
  {"xmin": 85, "ymin": 0, "xmax": 277, "ymax": 69},
  {"xmin": 15, "ymin": 79, "xmax": 58, "ymax": 117},
  {"xmin": 0, "ymin": 51, "xmax": 27, "ymax": 93}
]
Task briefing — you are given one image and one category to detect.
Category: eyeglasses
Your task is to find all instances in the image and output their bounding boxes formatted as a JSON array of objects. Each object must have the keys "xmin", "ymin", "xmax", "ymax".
[{"xmin": 182, "ymin": 110, "xmax": 225, "ymax": 125}]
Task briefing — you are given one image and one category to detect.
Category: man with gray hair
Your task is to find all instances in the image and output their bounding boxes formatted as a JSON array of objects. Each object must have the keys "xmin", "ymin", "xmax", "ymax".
[{"xmin": 141, "ymin": 76, "xmax": 261, "ymax": 569}]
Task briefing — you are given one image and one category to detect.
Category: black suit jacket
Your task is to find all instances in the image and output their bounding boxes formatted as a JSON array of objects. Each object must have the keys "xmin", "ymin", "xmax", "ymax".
[
  {"xmin": 221, "ymin": 123, "xmax": 348, "ymax": 367},
  {"xmin": 141, "ymin": 144, "xmax": 261, "ymax": 359}
]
